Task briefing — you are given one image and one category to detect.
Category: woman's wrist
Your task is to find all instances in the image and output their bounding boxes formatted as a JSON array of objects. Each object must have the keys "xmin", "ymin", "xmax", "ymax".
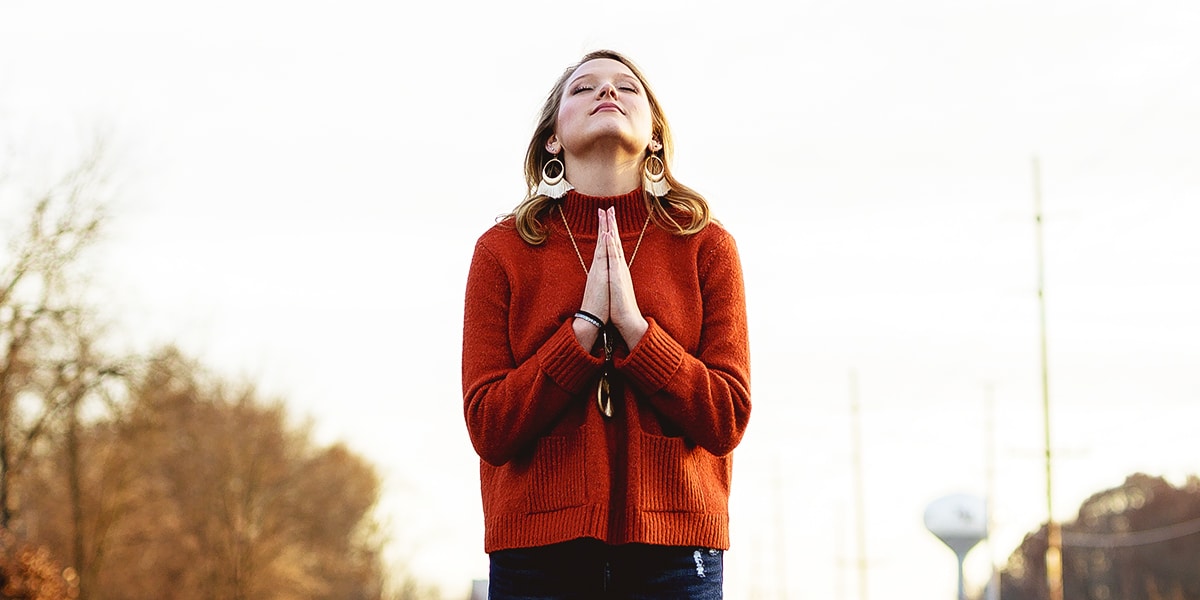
[
  {"xmin": 572, "ymin": 318, "xmax": 602, "ymax": 353},
  {"xmin": 618, "ymin": 317, "xmax": 649, "ymax": 350}
]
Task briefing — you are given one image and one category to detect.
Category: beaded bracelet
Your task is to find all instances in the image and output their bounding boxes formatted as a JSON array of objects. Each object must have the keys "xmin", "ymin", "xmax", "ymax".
[{"xmin": 573, "ymin": 310, "xmax": 604, "ymax": 329}]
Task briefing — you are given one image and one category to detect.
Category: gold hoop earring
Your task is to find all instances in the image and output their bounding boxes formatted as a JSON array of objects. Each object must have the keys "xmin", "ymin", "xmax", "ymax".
[
  {"xmin": 642, "ymin": 154, "xmax": 671, "ymax": 197},
  {"xmin": 536, "ymin": 155, "xmax": 573, "ymax": 199}
]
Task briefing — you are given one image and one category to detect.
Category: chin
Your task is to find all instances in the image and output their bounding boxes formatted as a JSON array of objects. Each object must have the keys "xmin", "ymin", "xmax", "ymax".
[{"xmin": 567, "ymin": 130, "xmax": 650, "ymax": 155}]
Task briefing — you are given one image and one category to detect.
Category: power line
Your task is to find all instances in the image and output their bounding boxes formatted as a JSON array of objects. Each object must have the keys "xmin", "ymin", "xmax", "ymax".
[{"xmin": 1064, "ymin": 515, "xmax": 1200, "ymax": 549}]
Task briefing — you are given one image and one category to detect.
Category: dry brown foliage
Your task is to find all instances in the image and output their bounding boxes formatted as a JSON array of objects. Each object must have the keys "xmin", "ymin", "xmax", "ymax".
[{"xmin": 0, "ymin": 529, "xmax": 77, "ymax": 600}]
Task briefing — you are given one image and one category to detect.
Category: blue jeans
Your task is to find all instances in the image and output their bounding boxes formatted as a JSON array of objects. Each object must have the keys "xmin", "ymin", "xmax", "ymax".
[{"xmin": 488, "ymin": 538, "xmax": 723, "ymax": 600}]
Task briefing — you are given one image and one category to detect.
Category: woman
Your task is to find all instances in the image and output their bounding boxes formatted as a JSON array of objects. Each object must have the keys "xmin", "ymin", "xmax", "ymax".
[{"xmin": 462, "ymin": 50, "xmax": 750, "ymax": 599}]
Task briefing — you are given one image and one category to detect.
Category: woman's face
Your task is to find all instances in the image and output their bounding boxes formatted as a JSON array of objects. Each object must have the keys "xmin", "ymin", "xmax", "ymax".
[{"xmin": 553, "ymin": 58, "xmax": 655, "ymax": 157}]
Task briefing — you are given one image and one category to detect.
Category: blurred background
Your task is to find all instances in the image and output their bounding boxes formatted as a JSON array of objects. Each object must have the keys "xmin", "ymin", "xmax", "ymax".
[{"xmin": 2, "ymin": 0, "xmax": 1198, "ymax": 598}]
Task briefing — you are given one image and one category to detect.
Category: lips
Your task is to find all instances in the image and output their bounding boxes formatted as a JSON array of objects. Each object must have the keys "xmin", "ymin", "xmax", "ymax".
[{"xmin": 591, "ymin": 102, "xmax": 624, "ymax": 115}]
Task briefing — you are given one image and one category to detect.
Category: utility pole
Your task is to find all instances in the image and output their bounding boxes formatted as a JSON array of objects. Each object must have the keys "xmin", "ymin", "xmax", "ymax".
[
  {"xmin": 836, "ymin": 506, "xmax": 847, "ymax": 600},
  {"xmin": 984, "ymin": 384, "xmax": 1000, "ymax": 600},
  {"xmin": 772, "ymin": 454, "xmax": 788, "ymax": 600},
  {"xmin": 1033, "ymin": 157, "xmax": 1064, "ymax": 600},
  {"xmin": 850, "ymin": 370, "xmax": 868, "ymax": 600}
]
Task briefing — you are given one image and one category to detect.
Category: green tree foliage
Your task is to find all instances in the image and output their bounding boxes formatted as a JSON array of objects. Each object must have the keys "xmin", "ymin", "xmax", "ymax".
[{"xmin": 1001, "ymin": 473, "xmax": 1200, "ymax": 600}]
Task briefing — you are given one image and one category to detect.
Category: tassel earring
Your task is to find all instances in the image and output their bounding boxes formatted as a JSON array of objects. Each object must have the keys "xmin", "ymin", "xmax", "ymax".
[
  {"xmin": 642, "ymin": 153, "xmax": 671, "ymax": 197},
  {"xmin": 536, "ymin": 155, "xmax": 573, "ymax": 199}
]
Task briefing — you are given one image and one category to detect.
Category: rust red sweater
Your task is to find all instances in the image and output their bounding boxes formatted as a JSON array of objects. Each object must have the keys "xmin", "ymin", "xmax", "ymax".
[{"xmin": 462, "ymin": 189, "xmax": 750, "ymax": 553}]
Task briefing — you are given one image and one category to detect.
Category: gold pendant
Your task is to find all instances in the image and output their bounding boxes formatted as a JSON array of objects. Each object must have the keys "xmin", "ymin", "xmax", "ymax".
[{"xmin": 596, "ymin": 374, "xmax": 613, "ymax": 418}]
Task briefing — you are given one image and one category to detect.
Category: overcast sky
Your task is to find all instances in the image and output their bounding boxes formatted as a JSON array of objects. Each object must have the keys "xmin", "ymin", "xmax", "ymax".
[{"xmin": 3, "ymin": 1, "xmax": 1199, "ymax": 597}]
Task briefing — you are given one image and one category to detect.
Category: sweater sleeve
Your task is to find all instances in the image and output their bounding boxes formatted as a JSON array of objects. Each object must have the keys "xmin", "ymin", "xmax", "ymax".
[
  {"xmin": 461, "ymin": 238, "xmax": 603, "ymax": 466},
  {"xmin": 615, "ymin": 231, "xmax": 751, "ymax": 456}
]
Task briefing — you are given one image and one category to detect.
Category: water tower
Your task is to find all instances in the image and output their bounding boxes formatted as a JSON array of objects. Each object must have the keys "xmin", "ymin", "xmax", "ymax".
[{"xmin": 924, "ymin": 494, "xmax": 988, "ymax": 600}]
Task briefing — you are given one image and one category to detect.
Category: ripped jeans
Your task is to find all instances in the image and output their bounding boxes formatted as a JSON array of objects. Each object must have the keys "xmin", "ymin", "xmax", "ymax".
[{"xmin": 488, "ymin": 538, "xmax": 723, "ymax": 600}]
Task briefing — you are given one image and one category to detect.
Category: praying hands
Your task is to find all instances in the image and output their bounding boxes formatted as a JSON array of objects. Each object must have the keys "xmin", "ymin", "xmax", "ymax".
[{"xmin": 573, "ymin": 207, "xmax": 649, "ymax": 352}]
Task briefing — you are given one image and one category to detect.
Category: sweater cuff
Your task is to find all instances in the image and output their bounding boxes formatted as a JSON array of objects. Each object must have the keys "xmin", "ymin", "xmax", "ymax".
[
  {"xmin": 537, "ymin": 319, "xmax": 603, "ymax": 393},
  {"xmin": 615, "ymin": 318, "xmax": 683, "ymax": 394}
]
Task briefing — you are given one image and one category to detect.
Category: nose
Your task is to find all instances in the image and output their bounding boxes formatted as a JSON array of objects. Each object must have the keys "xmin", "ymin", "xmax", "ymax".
[{"xmin": 595, "ymin": 82, "xmax": 618, "ymax": 99}]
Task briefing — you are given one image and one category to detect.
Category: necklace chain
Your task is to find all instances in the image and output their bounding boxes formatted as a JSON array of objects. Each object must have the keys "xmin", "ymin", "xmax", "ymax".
[
  {"xmin": 557, "ymin": 203, "xmax": 648, "ymax": 420},
  {"xmin": 558, "ymin": 204, "xmax": 651, "ymax": 276}
]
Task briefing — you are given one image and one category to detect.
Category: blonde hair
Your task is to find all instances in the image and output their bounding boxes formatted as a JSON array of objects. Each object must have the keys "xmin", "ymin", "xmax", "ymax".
[{"xmin": 507, "ymin": 50, "xmax": 711, "ymax": 245}]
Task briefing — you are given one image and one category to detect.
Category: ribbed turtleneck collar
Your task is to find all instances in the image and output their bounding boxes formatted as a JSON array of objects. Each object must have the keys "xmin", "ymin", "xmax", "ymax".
[{"xmin": 557, "ymin": 189, "xmax": 649, "ymax": 238}]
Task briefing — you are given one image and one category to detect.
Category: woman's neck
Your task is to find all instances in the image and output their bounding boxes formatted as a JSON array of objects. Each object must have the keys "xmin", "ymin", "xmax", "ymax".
[{"xmin": 562, "ymin": 152, "xmax": 642, "ymax": 197}]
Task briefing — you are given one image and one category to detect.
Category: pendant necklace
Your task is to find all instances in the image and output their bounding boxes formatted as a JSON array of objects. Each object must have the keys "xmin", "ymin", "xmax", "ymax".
[{"xmin": 558, "ymin": 204, "xmax": 651, "ymax": 418}]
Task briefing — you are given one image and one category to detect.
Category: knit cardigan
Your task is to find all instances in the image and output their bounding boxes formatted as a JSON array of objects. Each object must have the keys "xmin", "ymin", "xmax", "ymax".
[{"xmin": 462, "ymin": 189, "xmax": 751, "ymax": 553}]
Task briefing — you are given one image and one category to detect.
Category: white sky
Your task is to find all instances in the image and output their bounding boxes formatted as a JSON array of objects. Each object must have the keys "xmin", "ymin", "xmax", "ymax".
[{"xmin": 3, "ymin": 0, "xmax": 1199, "ymax": 597}]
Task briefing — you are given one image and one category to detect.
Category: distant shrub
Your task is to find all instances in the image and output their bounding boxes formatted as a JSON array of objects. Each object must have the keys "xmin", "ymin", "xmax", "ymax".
[{"xmin": 0, "ymin": 529, "xmax": 77, "ymax": 600}]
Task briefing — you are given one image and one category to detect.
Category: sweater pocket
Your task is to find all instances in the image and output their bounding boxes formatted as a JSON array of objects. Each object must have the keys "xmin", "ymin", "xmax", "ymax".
[
  {"xmin": 639, "ymin": 434, "xmax": 706, "ymax": 513},
  {"xmin": 527, "ymin": 431, "xmax": 588, "ymax": 514}
]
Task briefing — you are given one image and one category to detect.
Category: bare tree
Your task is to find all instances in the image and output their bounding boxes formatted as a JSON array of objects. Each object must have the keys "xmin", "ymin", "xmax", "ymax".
[
  {"xmin": 3, "ymin": 137, "xmax": 434, "ymax": 599},
  {"xmin": 59, "ymin": 331, "xmax": 128, "ymax": 600},
  {"xmin": 0, "ymin": 140, "xmax": 111, "ymax": 532},
  {"xmin": 23, "ymin": 348, "xmax": 394, "ymax": 600}
]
